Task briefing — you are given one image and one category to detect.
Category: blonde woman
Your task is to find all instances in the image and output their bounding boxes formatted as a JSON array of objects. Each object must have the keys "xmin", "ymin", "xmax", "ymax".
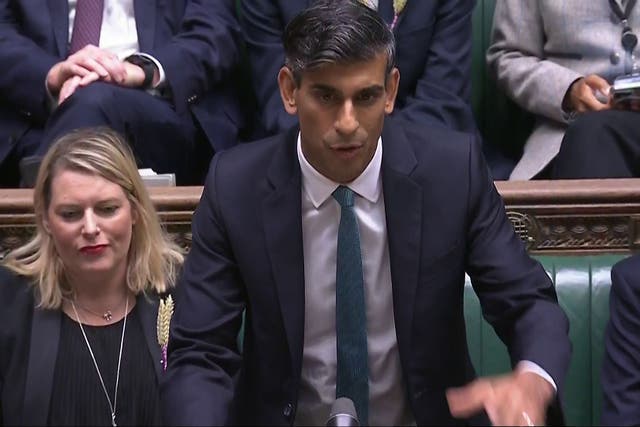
[{"xmin": 0, "ymin": 127, "xmax": 183, "ymax": 426}]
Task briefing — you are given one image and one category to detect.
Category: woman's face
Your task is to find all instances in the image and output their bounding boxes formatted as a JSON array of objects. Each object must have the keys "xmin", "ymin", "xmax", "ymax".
[{"xmin": 43, "ymin": 169, "xmax": 136, "ymax": 284}]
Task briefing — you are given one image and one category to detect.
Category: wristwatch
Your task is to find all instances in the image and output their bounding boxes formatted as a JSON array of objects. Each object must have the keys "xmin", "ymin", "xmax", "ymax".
[{"xmin": 124, "ymin": 54, "xmax": 156, "ymax": 89}]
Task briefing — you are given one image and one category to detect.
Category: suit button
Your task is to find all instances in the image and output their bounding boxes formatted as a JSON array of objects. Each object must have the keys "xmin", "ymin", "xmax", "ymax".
[
  {"xmin": 611, "ymin": 51, "xmax": 621, "ymax": 65},
  {"xmin": 283, "ymin": 403, "xmax": 294, "ymax": 418}
]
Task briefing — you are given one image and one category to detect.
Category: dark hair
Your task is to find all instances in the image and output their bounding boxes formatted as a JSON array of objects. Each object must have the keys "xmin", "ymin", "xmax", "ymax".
[{"xmin": 283, "ymin": 0, "xmax": 395, "ymax": 85}]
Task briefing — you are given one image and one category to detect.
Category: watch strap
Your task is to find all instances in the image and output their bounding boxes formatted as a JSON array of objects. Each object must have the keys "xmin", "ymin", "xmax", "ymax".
[{"xmin": 124, "ymin": 54, "xmax": 155, "ymax": 89}]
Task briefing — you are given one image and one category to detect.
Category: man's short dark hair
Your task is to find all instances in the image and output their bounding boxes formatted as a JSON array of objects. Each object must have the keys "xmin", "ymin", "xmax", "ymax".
[{"xmin": 283, "ymin": 0, "xmax": 396, "ymax": 85}]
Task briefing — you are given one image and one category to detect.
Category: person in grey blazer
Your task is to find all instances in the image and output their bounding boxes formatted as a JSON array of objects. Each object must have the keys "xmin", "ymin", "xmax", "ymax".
[{"xmin": 487, "ymin": 0, "xmax": 640, "ymax": 180}]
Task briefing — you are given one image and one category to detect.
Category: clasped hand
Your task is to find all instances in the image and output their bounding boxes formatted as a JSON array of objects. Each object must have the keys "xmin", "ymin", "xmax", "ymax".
[
  {"xmin": 446, "ymin": 369, "xmax": 554, "ymax": 426},
  {"xmin": 46, "ymin": 44, "xmax": 147, "ymax": 104}
]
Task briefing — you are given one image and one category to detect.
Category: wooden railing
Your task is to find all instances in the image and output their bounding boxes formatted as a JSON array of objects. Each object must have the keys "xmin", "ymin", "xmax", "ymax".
[
  {"xmin": 496, "ymin": 179, "xmax": 640, "ymax": 254},
  {"xmin": 2, "ymin": 179, "xmax": 640, "ymax": 257}
]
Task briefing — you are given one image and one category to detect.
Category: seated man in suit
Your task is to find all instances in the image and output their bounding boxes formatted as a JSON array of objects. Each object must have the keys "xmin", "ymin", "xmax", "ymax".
[
  {"xmin": 240, "ymin": 0, "xmax": 477, "ymax": 135},
  {"xmin": 241, "ymin": 0, "xmax": 520, "ymax": 180},
  {"xmin": 162, "ymin": 1, "xmax": 571, "ymax": 425},
  {"xmin": 0, "ymin": 0, "xmax": 244, "ymax": 186},
  {"xmin": 487, "ymin": 0, "xmax": 640, "ymax": 180},
  {"xmin": 601, "ymin": 254, "xmax": 640, "ymax": 425}
]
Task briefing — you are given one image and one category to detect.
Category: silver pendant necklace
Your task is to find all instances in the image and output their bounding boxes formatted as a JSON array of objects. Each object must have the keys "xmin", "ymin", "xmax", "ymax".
[
  {"xmin": 71, "ymin": 296, "xmax": 128, "ymax": 427},
  {"xmin": 71, "ymin": 294, "xmax": 128, "ymax": 322}
]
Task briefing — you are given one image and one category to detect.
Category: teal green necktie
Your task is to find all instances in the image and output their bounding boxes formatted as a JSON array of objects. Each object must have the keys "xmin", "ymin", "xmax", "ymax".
[{"xmin": 332, "ymin": 186, "xmax": 369, "ymax": 425}]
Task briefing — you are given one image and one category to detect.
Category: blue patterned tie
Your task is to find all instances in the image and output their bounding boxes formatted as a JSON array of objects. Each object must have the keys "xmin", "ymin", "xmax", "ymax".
[{"xmin": 332, "ymin": 186, "xmax": 369, "ymax": 425}]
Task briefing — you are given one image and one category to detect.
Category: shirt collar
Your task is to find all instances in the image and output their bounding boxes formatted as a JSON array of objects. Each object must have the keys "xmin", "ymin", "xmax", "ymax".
[{"xmin": 297, "ymin": 133, "xmax": 383, "ymax": 208}]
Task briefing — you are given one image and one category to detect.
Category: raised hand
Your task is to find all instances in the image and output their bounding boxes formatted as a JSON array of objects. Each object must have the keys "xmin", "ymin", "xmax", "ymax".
[{"xmin": 446, "ymin": 369, "xmax": 554, "ymax": 426}]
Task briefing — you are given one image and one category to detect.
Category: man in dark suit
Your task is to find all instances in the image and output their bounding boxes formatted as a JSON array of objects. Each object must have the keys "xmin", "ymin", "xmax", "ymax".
[
  {"xmin": 0, "ymin": 0, "xmax": 244, "ymax": 186},
  {"xmin": 601, "ymin": 254, "xmax": 640, "ymax": 425},
  {"xmin": 162, "ymin": 1, "xmax": 571, "ymax": 424}
]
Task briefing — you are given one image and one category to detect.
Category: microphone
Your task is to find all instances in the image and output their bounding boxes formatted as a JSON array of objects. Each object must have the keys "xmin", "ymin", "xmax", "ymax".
[{"xmin": 326, "ymin": 397, "xmax": 359, "ymax": 426}]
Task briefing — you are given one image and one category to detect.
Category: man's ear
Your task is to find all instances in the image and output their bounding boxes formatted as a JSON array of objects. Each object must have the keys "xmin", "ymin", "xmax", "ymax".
[
  {"xmin": 384, "ymin": 67, "xmax": 400, "ymax": 115},
  {"xmin": 278, "ymin": 66, "xmax": 298, "ymax": 115}
]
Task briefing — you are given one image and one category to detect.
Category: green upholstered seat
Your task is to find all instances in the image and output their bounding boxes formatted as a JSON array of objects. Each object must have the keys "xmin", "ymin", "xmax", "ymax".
[{"xmin": 464, "ymin": 254, "xmax": 628, "ymax": 426}]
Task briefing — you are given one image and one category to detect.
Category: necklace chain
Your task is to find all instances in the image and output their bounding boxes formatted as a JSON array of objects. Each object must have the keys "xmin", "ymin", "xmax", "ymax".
[
  {"xmin": 71, "ymin": 297, "xmax": 128, "ymax": 427},
  {"xmin": 71, "ymin": 293, "xmax": 128, "ymax": 322}
]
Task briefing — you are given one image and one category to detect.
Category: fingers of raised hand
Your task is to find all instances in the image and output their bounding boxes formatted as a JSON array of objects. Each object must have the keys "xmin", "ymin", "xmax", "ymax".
[
  {"xmin": 446, "ymin": 378, "xmax": 494, "ymax": 418},
  {"xmin": 447, "ymin": 373, "xmax": 548, "ymax": 426}
]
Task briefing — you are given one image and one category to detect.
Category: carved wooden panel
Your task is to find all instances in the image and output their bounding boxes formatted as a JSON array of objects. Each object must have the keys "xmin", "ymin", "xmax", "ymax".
[
  {"xmin": 0, "ymin": 225, "xmax": 34, "ymax": 259},
  {"xmin": 2, "ymin": 180, "xmax": 640, "ymax": 256},
  {"xmin": 496, "ymin": 178, "xmax": 640, "ymax": 254},
  {"xmin": 506, "ymin": 211, "xmax": 633, "ymax": 253}
]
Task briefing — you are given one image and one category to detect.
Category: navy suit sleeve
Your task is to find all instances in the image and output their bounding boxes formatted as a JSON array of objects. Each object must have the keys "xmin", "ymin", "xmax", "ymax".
[
  {"xmin": 240, "ymin": 0, "xmax": 298, "ymax": 135},
  {"xmin": 161, "ymin": 154, "xmax": 245, "ymax": 426},
  {"xmin": 393, "ymin": 0, "xmax": 476, "ymax": 133},
  {"xmin": 0, "ymin": 1, "xmax": 59, "ymax": 121},
  {"xmin": 601, "ymin": 257, "xmax": 640, "ymax": 426},
  {"xmin": 148, "ymin": 0, "xmax": 243, "ymax": 114},
  {"xmin": 463, "ymin": 137, "xmax": 571, "ymax": 393}
]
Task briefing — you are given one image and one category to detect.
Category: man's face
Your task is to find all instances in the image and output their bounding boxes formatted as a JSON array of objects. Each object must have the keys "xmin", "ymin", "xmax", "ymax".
[{"xmin": 278, "ymin": 54, "xmax": 399, "ymax": 183}]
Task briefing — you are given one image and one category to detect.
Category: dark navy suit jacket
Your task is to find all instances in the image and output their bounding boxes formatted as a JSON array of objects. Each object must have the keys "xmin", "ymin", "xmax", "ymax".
[
  {"xmin": 162, "ymin": 118, "xmax": 571, "ymax": 425},
  {"xmin": 601, "ymin": 254, "xmax": 640, "ymax": 425},
  {"xmin": 0, "ymin": 0, "xmax": 244, "ymax": 164},
  {"xmin": 240, "ymin": 0, "xmax": 477, "ymax": 138}
]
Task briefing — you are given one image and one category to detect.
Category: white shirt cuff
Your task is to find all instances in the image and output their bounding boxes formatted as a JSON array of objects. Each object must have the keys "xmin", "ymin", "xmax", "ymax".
[{"xmin": 516, "ymin": 360, "xmax": 557, "ymax": 392}]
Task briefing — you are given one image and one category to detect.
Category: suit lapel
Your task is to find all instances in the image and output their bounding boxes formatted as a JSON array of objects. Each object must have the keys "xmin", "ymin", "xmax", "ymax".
[
  {"xmin": 22, "ymin": 307, "xmax": 61, "ymax": 425},
  {"xmin": 381, "ymin": 120, "xmax": 421, "ymax": 362},
  {"xmin": 137, "ymin": 294, "xmax": 163, "ymax": 380},
  {"xmin": 134, "ymin": 0, "xmax": 157, "ymax": 50},
  {"xmin": 262, "ymin": 129, "xmax": 306, "ymax": 381},
  {"xmin": 48, "ymin": 0, "xmax": 70, "ymax": 57}
]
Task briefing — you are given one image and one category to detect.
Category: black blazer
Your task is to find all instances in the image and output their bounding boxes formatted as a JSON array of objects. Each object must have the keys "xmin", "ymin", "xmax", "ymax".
[
  {"xmin": 0, "ymin": 267, "xmax": 166, "ymax": 426},
  {"xmin": 162, "ymin": 118, "xmax": 571, "ymax": 425}
]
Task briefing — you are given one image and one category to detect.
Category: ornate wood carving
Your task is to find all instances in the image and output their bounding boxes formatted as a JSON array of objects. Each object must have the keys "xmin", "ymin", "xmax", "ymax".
[
  {"xmin": 506, "ymin": 212, "xmax": 632, "ymax": 252},
  {"xmin": 497, "ymin": 178, "xmax": 640, "ymax": 254},
  {"xmin": 2, "ymin": 180, "xmax": 640, "ymax": 256}
]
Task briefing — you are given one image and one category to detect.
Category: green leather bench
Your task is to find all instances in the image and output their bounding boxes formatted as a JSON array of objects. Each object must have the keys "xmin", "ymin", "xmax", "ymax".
[{"xmin": 465, "ymin": 254, "xmax": 628, "ymax": 426}]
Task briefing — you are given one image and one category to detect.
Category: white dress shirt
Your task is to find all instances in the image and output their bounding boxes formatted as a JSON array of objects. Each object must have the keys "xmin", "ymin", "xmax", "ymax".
[{"xmin": 294, "ymin": 135, "xmax": 414, "ymax": 426}]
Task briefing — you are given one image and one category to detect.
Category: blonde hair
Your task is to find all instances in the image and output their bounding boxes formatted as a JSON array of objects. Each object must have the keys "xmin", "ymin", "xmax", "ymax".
[{"xmin": 3, "ymin": 127, "xmax": 184, "ymax": 309}]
